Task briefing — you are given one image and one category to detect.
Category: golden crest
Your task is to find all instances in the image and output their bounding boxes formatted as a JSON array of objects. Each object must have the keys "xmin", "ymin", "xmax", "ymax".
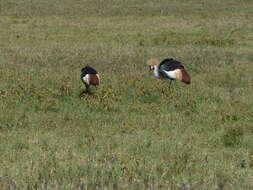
[{"xmin": 146, "ymin": 59, "xmax": 159, "ymax": 66}]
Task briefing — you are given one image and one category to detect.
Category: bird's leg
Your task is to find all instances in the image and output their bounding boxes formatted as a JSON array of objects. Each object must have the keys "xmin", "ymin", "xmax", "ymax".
[
  {"xmin": 84, "ymin": 83, "xmax": 90, "ymax": 93},
  {"xmin": 168, "ymin": 79, "xmax": 175, "ymax": 88},
  {"xmin": 84, "ymin": 83, "xmax": 88, "ymax": 90}
]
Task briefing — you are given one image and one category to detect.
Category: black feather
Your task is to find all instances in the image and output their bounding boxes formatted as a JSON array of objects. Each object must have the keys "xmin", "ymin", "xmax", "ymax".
[
  {"xmin": 81, "ymin": 66, "xmax": 98, "ymax": 79},
  {"xmin": 157, "ymin": 58, "xmax": 185, "ymax": 80},
  {"xmin": 159, "ymin": 58, "xmax": 184, "ymax": 72}
]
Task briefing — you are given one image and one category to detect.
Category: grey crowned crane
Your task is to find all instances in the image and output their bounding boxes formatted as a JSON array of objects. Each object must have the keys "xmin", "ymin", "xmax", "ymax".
[
  {"xmin": 147, "ymin": 58, "xmax": 191, "ymax": 85},
  {"xmin": 81, "ymin": 66, "xmax": 100, "ymax": 93}
]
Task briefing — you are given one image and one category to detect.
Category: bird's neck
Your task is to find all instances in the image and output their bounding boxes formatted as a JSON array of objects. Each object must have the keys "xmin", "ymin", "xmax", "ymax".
[{"xmin": 153, "ymin": 65, "xmax": 160, "ymax": 78}]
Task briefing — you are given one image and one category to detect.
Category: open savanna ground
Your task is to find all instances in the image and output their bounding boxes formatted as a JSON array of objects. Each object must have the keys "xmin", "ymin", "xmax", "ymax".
[{"xmin": 0, "ymin": 0, "xmax": 253, "ymax": 189}]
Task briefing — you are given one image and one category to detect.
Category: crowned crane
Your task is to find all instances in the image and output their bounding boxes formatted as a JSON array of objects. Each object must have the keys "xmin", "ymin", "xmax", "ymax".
[
  {"xmin": 147, "ymin": 58, "xmax": 191, "ymax": 85},
  {"xmin": 81, "ymin": 66, "xmax": 100, "ymax": 93}
]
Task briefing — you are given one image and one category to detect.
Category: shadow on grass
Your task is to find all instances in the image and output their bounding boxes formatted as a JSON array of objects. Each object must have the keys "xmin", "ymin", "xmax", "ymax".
[{"xmin": 79, "ymin": 90, "xmax": 96, "ymax": 97}]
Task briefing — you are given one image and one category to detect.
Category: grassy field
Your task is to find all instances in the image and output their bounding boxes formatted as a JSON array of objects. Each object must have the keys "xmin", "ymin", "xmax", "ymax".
[{"xmin": 0, "ymin": 0, "xmax": 253, "ymax": 189}]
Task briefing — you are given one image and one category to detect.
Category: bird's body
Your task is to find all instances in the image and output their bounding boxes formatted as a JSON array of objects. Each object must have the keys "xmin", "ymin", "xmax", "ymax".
[
  {"xmin": 147, "ymin": 58, "xmax": 191, "ymax": 84},
  {"xmin": 81, "ymin": 66, "xmax": 100, "ymax": 92}
]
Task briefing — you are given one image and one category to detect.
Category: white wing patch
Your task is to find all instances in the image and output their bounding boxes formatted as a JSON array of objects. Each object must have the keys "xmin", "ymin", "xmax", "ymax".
[
  {"xmin": 82, "ymin": 74, "xmax": 90, "ymax": 85},
  {"xmin": 163, "ymin": 70, "xmax": 177, "ymax": 79}
]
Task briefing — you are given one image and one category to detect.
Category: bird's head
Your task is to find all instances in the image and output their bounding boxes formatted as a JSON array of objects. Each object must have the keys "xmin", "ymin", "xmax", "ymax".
[
  {"xmin": 147, "ymin": 59, "xmax": 159, "ymax": 71},
  {"xmin": 81, "ymin": 66, "xmax": 90, "ymax": 73},
  {"xmin": 175, "ymin": 69, "xmax": 191, "ymax": 84},
  {"xmin": 81, "ymin": 67, "xmax": 86, "ymax": 73}
]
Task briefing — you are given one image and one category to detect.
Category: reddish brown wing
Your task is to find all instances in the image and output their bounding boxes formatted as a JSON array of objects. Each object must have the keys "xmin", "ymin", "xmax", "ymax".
[
  {"xmin": 89, "ymin": 74, "xmax": 99, "ymax": 86},
  {"xmin": 181, "ymin": 69, "xmax": 191, "ymax": 84}
]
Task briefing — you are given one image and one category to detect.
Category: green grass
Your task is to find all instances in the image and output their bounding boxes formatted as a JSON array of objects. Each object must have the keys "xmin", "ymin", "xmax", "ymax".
[{"xmin": 0, "ymin": 0, "xmax": 253, "ymax": 189}]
